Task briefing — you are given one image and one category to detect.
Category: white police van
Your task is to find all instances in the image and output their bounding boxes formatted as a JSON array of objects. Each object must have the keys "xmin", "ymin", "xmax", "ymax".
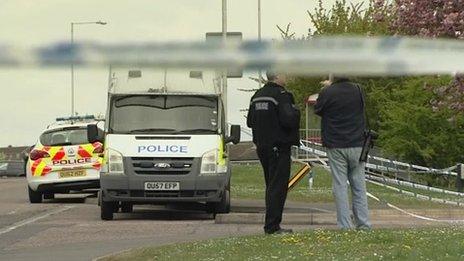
[{"xmin": 87, "ymin": 68, "xmax": 240, "ymax": 220}]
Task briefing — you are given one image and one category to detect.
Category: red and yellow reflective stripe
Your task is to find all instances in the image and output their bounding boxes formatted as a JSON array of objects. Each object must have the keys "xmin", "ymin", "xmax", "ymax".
[
  {"xmin": 31, "ymin": 159, "xmax": 48, "ymax": 177},
  {"xmin": 41, "ymin": 146, "xmax": 66, "ymax": 161},
  {"xmin": 31, "ymin": 159, "xmax": 41, "ymax": 174},
  {"xmin": 78, "ymin": 144, "xmax": 94, "ymax": 158},
  {"xmin": 42, "ymin": 166, "xmax": 52, "ymax": 175},
  {"xmin": 31, "ymin": 160, "xmax": 52, "ymax": 176},
  {"xmin": 92, "ymin": 157, "xmax": 104, "ymax": 170},
  {"xmin": 50, "ymin": 147, "xmax": 65, "ymax": 161},
  {"xmin": 30, "ymin": 142, "xmax": 104, "ymax": 175}
]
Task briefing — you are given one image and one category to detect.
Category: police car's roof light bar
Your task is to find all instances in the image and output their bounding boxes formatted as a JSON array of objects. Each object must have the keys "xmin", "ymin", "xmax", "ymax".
[
  {"xmin": 47, "ymin": 115, "xmax": 104, "ymax": 129},
  {"xmin": 56, "ymin": 115, "xmax": 96, "ymax": 122}
]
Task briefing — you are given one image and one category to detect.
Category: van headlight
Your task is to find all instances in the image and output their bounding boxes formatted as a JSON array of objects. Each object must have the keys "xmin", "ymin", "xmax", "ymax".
[
  {"xmin": 106, "ymin": 148, "xmax": 125, "ymax": 175},
  {"xmin": 200, "ymin": 149, "xmax": 227, "ymax": 175}
]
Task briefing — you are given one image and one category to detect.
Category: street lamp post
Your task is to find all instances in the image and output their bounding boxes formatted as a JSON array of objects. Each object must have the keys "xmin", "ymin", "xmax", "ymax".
[
  {"xmin": 222, "ymin": 0, "xmax": 228, "ymax": 129},
  {"xmin": 70, "ymin": 20, "xmax": 106, "ymax": 116}
]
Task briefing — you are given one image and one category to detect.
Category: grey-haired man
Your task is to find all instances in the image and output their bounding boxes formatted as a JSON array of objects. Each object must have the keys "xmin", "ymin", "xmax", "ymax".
[{"xmin": 314, "ymin": 76, "xmax": 371, "ymax": 229}]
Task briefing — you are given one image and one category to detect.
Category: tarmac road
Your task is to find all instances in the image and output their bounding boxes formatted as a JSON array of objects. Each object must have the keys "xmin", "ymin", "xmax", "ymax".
[
  {"xmin": 3, "ymin": 177, "xmax": 462, "ymax": 261},
  {"xmin": 0, "ymin": 177, "xmax": 308, "ymax": 261}
]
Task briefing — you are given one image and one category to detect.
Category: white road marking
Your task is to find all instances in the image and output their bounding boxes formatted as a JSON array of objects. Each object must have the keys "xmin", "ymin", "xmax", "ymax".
[{"xmin": 0, "ymin": 205, "xmax": 74, "ymax": 236}]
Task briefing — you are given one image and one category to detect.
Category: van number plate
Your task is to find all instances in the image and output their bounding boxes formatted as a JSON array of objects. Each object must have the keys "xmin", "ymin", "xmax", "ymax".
[{"xmin": 144, "ymin": 182, "xmax": 180, "ymax": 191}]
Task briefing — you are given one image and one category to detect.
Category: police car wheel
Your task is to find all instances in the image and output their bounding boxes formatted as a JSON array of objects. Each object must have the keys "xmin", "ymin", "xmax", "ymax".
[
  {"xmin": 97, "ymin": 190, "xmax": 102, "ymax": 206},
  {"xmin": 101, "ymin": 200, "xmax": 116, "ymax": 220},
  {"xmin": 121, "ymin": 202, "xmax": 133, "ymax": 213},
  {"xmin": 28, "ymin": 186, "xmax": 43, "ymax": 203}
]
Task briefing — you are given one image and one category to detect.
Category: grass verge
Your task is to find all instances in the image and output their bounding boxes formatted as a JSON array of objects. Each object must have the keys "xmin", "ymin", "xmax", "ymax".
[
  {"xmin": 230, "ymin": 163, "xmax": 462, "ymax": 209},
  {"xmin": 103, "ymin": 227, "xmax": 464, "ymax": 260}
]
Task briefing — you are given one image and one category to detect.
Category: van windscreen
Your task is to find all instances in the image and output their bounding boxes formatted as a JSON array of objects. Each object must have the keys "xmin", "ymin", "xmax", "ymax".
[{"xmin": 110, "ymin": 95, "xmax": 218, "ymax": 134}]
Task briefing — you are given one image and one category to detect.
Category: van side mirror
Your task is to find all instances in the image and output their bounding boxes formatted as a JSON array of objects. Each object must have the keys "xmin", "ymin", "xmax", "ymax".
[
  {"xmin": 87, "ymin": 124, "xmax": 104, "ymax": 143},
  {"xmin": 225, "ymin": 125, "xmax": 241, "ymax": 144}
]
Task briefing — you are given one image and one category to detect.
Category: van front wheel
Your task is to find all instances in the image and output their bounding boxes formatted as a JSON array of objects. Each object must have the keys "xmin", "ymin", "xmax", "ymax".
[
  {"xmin": 206, "ymin": 188, "xmax": 230, "ymax": 214},
  {"xmin": 121, "ymin": 202, "xmax": 133, "ymax": 213},
  {"xmin": 101, "ymin": 200, "xmax": 117, "ymax": 220},
  {"xmin": 43, "ymin": 193, "xmax": 54, "ymax": 200},
  {"xmin": 217, "ymin": 189, "xmax": 231, "ymax": 213}
]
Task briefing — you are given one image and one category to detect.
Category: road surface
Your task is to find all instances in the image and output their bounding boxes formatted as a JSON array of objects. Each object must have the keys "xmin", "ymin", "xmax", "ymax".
[{"xmin": 0, "ymin": 177, "xmax": 304, "ymax": 261}]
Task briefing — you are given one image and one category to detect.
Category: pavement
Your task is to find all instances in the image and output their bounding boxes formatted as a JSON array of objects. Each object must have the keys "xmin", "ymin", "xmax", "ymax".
[
  {"xmin": 1, "ymin": 177, "xmax": 464, "ymax": 261},
  {"xmin": 219, "ymin": 199, "xmax": 464, "ymax": 227}
]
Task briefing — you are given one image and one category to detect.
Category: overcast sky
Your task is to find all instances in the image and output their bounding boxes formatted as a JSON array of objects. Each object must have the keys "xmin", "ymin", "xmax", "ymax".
[{"xmin": 0, "ymin": 0, "xmax": 362, "ymax": 147}]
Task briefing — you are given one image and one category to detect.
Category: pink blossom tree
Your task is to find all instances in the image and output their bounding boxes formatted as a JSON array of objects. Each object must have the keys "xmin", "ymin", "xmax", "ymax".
[{"xmin": 386, "ymin": 0, "xmax": 464, "ymax": 114}]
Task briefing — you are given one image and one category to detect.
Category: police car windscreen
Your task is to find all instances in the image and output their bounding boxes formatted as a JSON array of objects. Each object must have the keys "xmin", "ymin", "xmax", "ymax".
[
  {"xmin": 40, "ymin": 127, "xmax": 89, "ymax": 146},
  {"xmin": 110, "ymin": 95, "xmax": 218, "ymax": 134}
]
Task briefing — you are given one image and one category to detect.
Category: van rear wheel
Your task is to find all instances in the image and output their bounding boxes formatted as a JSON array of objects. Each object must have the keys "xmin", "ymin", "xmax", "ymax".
[{"xmin": 28, "ymin": 186, "xmax": 43, "ymax": 203}]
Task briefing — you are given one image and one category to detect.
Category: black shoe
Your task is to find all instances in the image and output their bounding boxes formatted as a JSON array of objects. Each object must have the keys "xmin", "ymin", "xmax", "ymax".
[{"xmin": 265, "ymin": 228, "xmax": 293, "ymax": 235}]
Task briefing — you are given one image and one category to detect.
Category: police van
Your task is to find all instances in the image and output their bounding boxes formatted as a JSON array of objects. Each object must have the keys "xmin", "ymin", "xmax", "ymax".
[
  {"xmin": 26, "ymin": 116, "xmax": 104, "ymax": 203},
  {"xmin": 87, "ymin": 68, "xmax": 240, "ymax": 220}
]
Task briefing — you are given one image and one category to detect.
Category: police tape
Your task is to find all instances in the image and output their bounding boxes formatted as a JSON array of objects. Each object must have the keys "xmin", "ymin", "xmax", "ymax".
[
  {"xmin": 2, "ymin": 36, "xmax": 464, "ymax": 76},
  {"xmin": 311, "ymin": 162, "xmax": 464, "ymax": 223},
  {"xmin": 368, "ymin": 156, "xmax": 458, "ymax": 176},
  {"xmin": 366, "ymin": 173, "xmax": 464, "ymax": 197},
  {"xmin": 301, "ymin": 140, "xmax": 457, "ymax": 176},
  {"xmin": 365, "ymin": 176, "xmax": 464, "ymax": 207},
  {"xmin": 366, "ymin": 179, "xmax": 464, "ymax": 223},
  {"xmin": 366, "ymin": 191, "xmax": 464, "ymax": 223}
]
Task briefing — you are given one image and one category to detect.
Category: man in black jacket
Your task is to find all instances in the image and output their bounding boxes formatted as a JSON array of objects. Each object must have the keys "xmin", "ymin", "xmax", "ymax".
[
  {"xmin": 314, "ymin": 76, "xmax": 371, "ymax": 229},
  {"xmin": 247, "ymin": 71, "xmax": 300, "ymax": 234}
]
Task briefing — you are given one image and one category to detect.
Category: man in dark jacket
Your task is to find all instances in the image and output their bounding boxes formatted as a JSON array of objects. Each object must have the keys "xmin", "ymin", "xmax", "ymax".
[
  {"xmin": 314, "ymin": 76, "xmax": 371, "ymax": 229},
  {"xmin": 247, "ymin": 71, "xmax": 300, "ymax": 234}
]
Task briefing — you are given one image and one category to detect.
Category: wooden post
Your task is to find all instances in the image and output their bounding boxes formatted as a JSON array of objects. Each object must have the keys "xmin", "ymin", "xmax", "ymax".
[{"xmin": 456, "ymin": 163, "xmax": 463, "ymax": 192}]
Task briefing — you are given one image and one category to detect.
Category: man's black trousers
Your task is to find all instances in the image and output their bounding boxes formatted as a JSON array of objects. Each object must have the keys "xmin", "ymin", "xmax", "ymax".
[{"xmin": 257, "ymin": 146, "xmax": 291, "ymax": 233}]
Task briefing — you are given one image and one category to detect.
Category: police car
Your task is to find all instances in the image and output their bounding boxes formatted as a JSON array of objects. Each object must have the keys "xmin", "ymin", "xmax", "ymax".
[{"xmin": 26, "ymin": 115, "xmax": 104, "ymax": 203}]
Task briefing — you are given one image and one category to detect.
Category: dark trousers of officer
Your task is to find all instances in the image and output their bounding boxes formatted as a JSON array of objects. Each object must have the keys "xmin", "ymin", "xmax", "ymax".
[{"xmin": 257, "ymin": 145, "xmax": 291, "ymax": 233}]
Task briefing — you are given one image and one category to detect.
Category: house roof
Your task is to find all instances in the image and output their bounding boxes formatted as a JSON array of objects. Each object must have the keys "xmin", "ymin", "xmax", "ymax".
[{"xmin": 0, "ymin": 146, "xmax": 33, "ymax": 159}]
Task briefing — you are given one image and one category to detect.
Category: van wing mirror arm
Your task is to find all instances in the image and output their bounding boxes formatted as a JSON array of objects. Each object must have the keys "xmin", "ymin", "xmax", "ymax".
[
  {"xmin": 225, "ymin": 125, "xmax": 241, "ymax": 145},
  {"xmin": 87, "ymin": 124, "xmax": 103, "ymax": 143}
]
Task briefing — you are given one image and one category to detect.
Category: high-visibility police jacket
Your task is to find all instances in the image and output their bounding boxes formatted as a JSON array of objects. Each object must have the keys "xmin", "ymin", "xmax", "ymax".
[{"xmin": 246, "ymin": 82, "xmax": 300, "ymax": 149}]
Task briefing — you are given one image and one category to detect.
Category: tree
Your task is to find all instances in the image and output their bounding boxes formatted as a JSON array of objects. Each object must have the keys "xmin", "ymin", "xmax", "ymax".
[
  {"xmin": 384, "ymin": 0, "xmax": 464, "ymax": 115},
  {"xmin": 280, "ymin": 0, "xmax": 393, "ymax": 133},
  {"xmin": 281, "ymin": 0, "xmax": 464, "ymax": 168},
  {"xmin": 306, "ymin": 0, "xmax": 393, "ymax": 36},
  {"xmin": 389, "ymin": 0, "xmax": 464, "ymax": 39},
  {"xmin": 376, "ymin": 76, "xmax": 464, "ymax": 167}
]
